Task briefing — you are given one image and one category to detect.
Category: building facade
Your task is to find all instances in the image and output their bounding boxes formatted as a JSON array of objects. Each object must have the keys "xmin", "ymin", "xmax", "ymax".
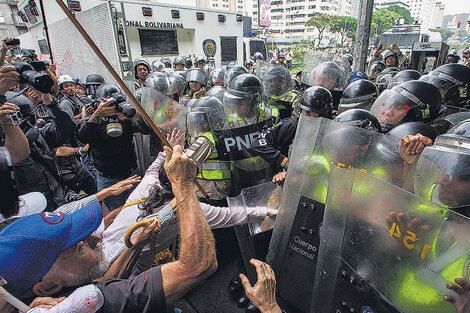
[
  {"xmin": 406, "ymin": 0, "xmax": 435, "ymax": 31},
  {"xmin": 0, "ymin": 0, "xmax": 27, "ymax": 39},
  {"xmin": 199, "ymin": 0, "xmax": 246, "ymax": 13},
  {"xmin": 428, "ymin": 1, "xmax": 444, "ymax": 29}
]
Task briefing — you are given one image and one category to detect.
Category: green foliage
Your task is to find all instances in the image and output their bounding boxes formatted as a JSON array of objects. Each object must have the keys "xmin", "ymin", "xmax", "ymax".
[
  {"xmin": 429, "ymin": 28, "xmax": 455, "ymax": 41},
  {"xmin": 330, "ymin": 15, "xmax": 357, "ymax": 47},
  {"xmin": 305, "ymin": 12, "xmax": 335, "ymax": 44},
  {"xmin": 387, "ymin": 5, "xmax": 413, "ymax": 24},
  {"xmin": 372, "ymin": 8, "xmax": 403, "ymax": 35}
]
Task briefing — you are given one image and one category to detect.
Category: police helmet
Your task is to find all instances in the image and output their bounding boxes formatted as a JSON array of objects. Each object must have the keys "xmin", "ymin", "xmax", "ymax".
[
  {"xmin": 335, "ymin": 109, "xmax": 381, "ymax": 132},
  {"xmin": 146, "ymin": 72, "xmax": 170, "ymax": 94},
  {"xmin": 184, "ymin": 57, "xmax": 193, "ymax": 69},
  {"xmin": 253, "ymin": 52, "xmax": 264, "ymax": 61},
  {"xmin": 224, "ymin": 74, "xmax": 263, "ymax": 112},
  {"xmin": 431, "ymin": 112, "xmax": 470, "ymax": 134},
  {"xmin": 134, "ymin": 59, "xmax": 150, "ymax": 79},
  {"xmin": 195, "ymin": 56, "xmax": 206, "ymax": 66},
  {"xmin": 209, "ymin": 69, "xmax": 226, "ymax": 86},
  {"xmin": 370, "ymin": 80, "xmax": 442, "ymax": 131},
  {"xmin": 85, "ymin": 74, "xmax": 105, "ymax": 86},
  {"xmin": 224, "ymin": 65, "xmax": 249, "ymax": 88},
  {"xmin": 246, "ymin": 59, "xmax": 254, "ymax": 67},
  {"xmin": 261, "ymin": 65, "xmax": 294, "ymax": 98},
  {"xmin": 388, "ymin": 121, "xmax": 440, "ymax": 141},
  {"xmin": 368, "ymin": 61, "xmax": 386, "ymax": 77},
  {"xmin": 186, "ymin": 68, "xmax": 208, "ymax": 85},
  {"xmin": 297, "ymin": 86, "xmax": 333, "ymax": 118},
  {"xmin": 173, "ymin": 57, "xmax": 185, "ymax": 67},
  {"xmin": 151, "ymin": 61, "xmax": 165, "ymax": 72},
  {"xmin": 342, "ymin": 54, "xmax": 353, "ymax": 66},
  {"xmin": 307, "ymin": 61, "xmax": 344, "ymax": 90},
  {"xmin": 387, "ymin": 70, "xmax": 421, "ymax": 89},
  {"xmin": 339, "ymin": 79, "xmax": 379, "ymax": 113},
  {"xmin": 160, "ymin": 57, "xmax": 172, "ymax": 68}
]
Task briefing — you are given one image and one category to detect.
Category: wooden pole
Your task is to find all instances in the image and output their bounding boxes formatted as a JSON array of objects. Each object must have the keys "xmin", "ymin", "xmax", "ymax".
[{"xmin": 53, "ymin": 0, "xmax": 210, "ymax": 198}]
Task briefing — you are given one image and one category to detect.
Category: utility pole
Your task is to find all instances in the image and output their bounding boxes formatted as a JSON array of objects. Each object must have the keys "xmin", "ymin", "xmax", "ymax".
[{"xmin": 352, "ymin": 0, "xmax": 374, "ymax": 71}]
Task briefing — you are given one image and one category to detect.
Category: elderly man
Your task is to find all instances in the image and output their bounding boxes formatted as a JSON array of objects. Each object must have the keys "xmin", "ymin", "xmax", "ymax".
[{"xmin": 0, "ymin": 144, "xmax": 217, "ymax": 313}]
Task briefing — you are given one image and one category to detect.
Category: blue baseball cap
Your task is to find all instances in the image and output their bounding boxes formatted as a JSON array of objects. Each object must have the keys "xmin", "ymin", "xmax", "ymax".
[
  {"xmin": 348, "ymin": 71, "xmax": 369, "ymax": 84},
  {"xmin": 0, "ymin": 201, "xmax": 102, "ymax": 297}
]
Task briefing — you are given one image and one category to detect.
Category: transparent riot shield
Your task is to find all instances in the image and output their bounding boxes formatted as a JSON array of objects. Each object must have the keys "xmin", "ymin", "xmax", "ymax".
[
  {"xmin": 210, "ymin": 95, "xmax": 280, "ymax": 284},
  {"xmin": 267, "ymin": 115, "xmax": 403, "ymax": 313},
  {"xmin": 301, "ymin": 50, "xmax": 343, "ymax": 86},
  {"xmin": 139, "ymin": 86, "xmax": 187, "ymax": 137},
  {"xmin": 312, "ymin": 165, "xmax": 470, "ymax": 313},
  {"xmin": 253, "ymin": 60, "xmax": 272, "ymax": 80},
  {"xmin": 124, "ymin": 80, "xmax": 136, "ymax": 103},
  {"xmin": 226, "ymin": 182, "xmax": 281, "ymax": 282},
  {"xmin": 227, "ymin": 181, "xmax": 281, "ymax": 236}
]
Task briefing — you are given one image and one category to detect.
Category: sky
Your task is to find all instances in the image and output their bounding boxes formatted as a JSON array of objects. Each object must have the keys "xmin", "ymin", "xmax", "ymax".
[{"xmin": 441, "ymin": 0, "xmax": 470, "ymax": 15}]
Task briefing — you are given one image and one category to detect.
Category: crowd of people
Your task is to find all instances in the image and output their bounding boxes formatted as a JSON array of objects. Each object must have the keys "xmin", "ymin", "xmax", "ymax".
[{"xmin": 1, "ymin": 32, "xmax": 470, "ymax": 313}]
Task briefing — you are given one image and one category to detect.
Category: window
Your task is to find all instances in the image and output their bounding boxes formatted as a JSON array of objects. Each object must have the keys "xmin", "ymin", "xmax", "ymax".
[
  {"xmin": 271, "ymin": 8, "xmax": 284, "ymax": 12},
  {"xmin": 308, "ymin": 5, "xmax": 316, "ymax": 8}
]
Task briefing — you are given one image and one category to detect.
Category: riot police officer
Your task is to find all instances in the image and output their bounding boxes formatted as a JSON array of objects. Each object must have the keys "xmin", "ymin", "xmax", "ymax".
[
  {"xmin": 208, "ymin": 69, "xmax": 226, "ymax": 88},
  {"xmin": 307, "ymin": 61, "xmax": 345, "ymax": 110},
  {"xmin": 160, "ymin": 57, "xmax": 172, "ymax": 68},
  {"xmin": 195, "ymin": 56, "xmax": 206, "ymax": 69},
  {"xmin": 224, "ymin": 74, "xmax": 279, "ymax": 127},
  {"xmin": 338, "ymin": 79, "xmax": 379, "ymax": 113},
  {"xmin": 261, "ymin": 66, "xmax": 299, "ymax": 119},
  {"xmin": 420, "ymin": 63, "xmax": 470, "ymax": 110},
  {"xmin": 375, "ymin": 67, "xmax": 400, "ymax": 93},
  {"xmin": 224, "ymin": 65, "xmax": 249, "ymax": 88},
  {"xmin": 134, "ymin": 59, "xmax": 150, "ymax": 88},
  {"xmin": 370, "ymin": 80, "xmax": 442, "ymax": 132},
  {"xmin": 387, "ymin": 69, "xmax": 421, "ymax": 89},
  {"xmin": 151, "ymin": 61, "xmax": 165, "ymax": 72},
  {"xmin": 185, "ymin": 96, "xmax": 230, "ymax": 204},
  {"xmin": 184, "ymin": 56, "xmax": 193, "ymax": 69},
  {"xmin": 368, "ymin": 61, "xmax": 386, "ymax": 83},
  {"xmin": 173, "ymin": 56, "xmax": 185, "ymax": 71},
  {"xmin": 251, "ymin": 86, "xmax": 333, "ymax": 183},
  {"xmin": 334, "ymin": 108, "xmax": 381, "ymax": 133},
  {"xmin": 184, "ymin": 68, "xmax": 208, "ymax": 100}
]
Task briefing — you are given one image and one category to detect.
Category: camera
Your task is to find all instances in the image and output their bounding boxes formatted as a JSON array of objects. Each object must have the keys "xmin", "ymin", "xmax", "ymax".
[
  {"xmin": 110, "ymin": 93, "xmax": 136, "ymax": 118},
  {"xmin": 8, "ymin": 62, "xmax": 54, "ymax": 94}
]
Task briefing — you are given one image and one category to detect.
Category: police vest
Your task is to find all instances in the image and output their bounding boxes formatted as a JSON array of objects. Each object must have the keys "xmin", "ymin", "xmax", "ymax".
[
  {"xmin": 195, "ymin": 131, "xmax": 231, "ymax": 181},
  {"xmin": 393, "ymin": 185, "xmax": 465, "ymax": 313},
  {"xmin": 228, "ymin": 103, "xmax": 280, "ymax": 126}
]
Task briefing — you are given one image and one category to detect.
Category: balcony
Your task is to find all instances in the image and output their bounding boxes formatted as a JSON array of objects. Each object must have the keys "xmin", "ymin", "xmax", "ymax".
[
  {"xmin": 7, "ymin": 0, "xmax": 19, "ymax": 6},
  {"xmin": 11, "ymin": 14, "xmax": 27, "ymax": 28}
]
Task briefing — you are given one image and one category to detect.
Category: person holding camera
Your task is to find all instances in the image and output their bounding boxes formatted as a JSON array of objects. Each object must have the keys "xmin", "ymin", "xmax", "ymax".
[
  {"xmin": 78, "ymin": 84, "xmax": 151, "ymax": 212},
  {"xmin": 58, "ymin": 74, "xmax": 85, "ymax": 121}
]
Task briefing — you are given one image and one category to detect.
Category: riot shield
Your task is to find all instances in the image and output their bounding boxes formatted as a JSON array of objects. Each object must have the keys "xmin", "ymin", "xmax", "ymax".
[
  {"xmin": 211, "ymin": 96, "xmax": 280, "ymax": 285},
  {"xmin": 301, "ymin": 50, "xmax": 343, "ymax": 86},
  {"xmin": 226, "ymin": 182, "xmax": 281, "ymax": 280},
  {"xmin": 253, "ymin": 60, "xmax": 271, "ymax": 81},
  {"xmin": 267, "ymin": 115, "xmax": 403, "ymax": 313},
  {"xmin": 139, "ymin": 86, "xmax": 187, "ymax": 137},
  {"xmin": 311, "ymin": 165, "xmax": 470, "ymax": 313},
  {"xmin": 227, "ymin": 181, "xmax": 281, "ymax": 236}
]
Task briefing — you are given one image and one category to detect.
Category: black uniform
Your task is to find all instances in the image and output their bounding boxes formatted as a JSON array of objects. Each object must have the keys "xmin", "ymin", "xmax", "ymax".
[{"xmin": 250, "ymin": 117, "xmax": 298, "ymax": 170}]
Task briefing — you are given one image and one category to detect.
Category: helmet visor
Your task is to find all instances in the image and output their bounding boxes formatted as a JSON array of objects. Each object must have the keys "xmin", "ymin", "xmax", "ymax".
[{"xmin": 370, "ymin": 89, "xmax": 415, "ymax": 130}]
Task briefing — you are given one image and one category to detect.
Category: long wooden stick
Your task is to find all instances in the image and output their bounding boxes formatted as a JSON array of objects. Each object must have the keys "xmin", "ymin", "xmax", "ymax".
[{"xmin": 53, "ymin": 0, "xmax": 209, "ymax": 198}]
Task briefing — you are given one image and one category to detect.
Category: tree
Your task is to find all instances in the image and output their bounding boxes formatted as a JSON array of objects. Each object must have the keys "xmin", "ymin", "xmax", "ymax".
[
  {"xmin": 330, "ymin": 15, "xmax": 357, "ymax": 47},
  {"xmin": 372, "ymin": 8, "xmax": 402, "ymax": 35},
  {"xmin": 305, "ymin": 13, "xmax": 334, "ymax": 46},
  {"xmin": 387, "ymin": 5, "xmax": 413, "ymax": 24},
  {"xmin": 429, "ymin": 28, "xmax": 455, "ymax": 41}
]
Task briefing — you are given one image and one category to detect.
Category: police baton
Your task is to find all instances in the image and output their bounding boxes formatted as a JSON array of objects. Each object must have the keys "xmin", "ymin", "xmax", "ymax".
[{"xmin": 54, "ymin": 0, "xmax": 210, "ymax": 199}]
